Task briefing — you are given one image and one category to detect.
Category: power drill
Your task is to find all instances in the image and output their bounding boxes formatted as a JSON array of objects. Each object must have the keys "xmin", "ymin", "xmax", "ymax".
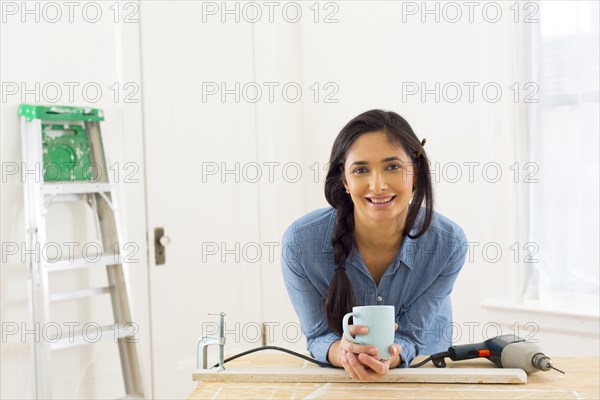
[{"xmin": 422, "ymin": 334, "xmax": 565, "ymax": 374}]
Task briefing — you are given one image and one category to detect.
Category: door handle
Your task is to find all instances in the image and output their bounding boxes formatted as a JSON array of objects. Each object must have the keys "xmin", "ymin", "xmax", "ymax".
[{"xmin": 154, "ymin": 227, "xmax": 170, "ymax": 265}]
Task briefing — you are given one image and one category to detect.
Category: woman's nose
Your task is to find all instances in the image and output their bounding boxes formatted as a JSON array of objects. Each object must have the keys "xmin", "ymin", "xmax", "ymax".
[{"xmin": 369, "ymin": 172, "xmax": 388, "ymax": 192}]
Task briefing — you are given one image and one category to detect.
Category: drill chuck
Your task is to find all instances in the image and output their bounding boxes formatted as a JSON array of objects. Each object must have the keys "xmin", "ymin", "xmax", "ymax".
[
  {"xmin": 532, "ymin": 353, "xmax": 553, "ymax": 371},
  {"xmin": 532, "ymin": 353, "xmax": 565, "ymax": 374}
]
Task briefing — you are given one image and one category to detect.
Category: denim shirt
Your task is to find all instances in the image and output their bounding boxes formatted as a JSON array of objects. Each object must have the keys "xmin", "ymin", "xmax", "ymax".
[{"xmin": 281, "ymin": 207, "xmax": 468, "ymax": 368}]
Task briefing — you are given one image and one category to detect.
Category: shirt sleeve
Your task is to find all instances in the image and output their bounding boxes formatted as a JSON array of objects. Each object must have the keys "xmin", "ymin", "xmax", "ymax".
[
  {"xmin": 395, "ymin": 235, "xmax": 469, "ymax": 368},
  {"xmin": 280, "ymin": 224, "xmax": 340, "ymax": 365}
]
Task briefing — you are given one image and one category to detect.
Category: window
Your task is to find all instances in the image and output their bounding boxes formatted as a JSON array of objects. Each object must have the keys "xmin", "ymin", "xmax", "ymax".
[{"xmin": 525, "ymin": 1, "xmax": 599, "ymax": 314}]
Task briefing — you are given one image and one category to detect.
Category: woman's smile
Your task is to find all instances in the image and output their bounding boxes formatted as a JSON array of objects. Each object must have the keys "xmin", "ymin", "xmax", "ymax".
[{"xmin": 365, "ymin": 195, "xmax": 397, "ymax": 208}]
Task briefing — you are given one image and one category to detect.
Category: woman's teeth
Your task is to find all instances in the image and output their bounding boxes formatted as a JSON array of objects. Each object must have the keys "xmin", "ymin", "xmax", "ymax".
[{"xmin": 368, "ymin": 196, "xmax": 395, "ymax": 203}]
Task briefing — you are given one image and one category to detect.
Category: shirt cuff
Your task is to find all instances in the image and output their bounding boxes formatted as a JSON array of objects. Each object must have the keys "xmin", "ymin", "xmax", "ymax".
[
  {"xmin": 308, "ymin": 332, "xmax": 341, "ymax": 365},
  {"xmin": 394, "ymin": 336, "xmax": 416, "ymax": 368}
]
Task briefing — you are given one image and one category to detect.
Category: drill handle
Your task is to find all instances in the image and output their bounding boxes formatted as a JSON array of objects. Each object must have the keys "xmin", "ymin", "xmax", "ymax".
[{"xmin": 448, "ymin": 342, "xmax": 490, "ymax": 361}]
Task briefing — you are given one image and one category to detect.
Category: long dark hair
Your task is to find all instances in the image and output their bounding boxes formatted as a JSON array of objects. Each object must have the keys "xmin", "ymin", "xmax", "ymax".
[{"xmin": 324, "ymin": 109, "xmax": 434, "ymax": 335}]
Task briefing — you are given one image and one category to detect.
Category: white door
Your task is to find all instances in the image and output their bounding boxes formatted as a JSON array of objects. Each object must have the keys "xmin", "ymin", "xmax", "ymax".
[{"xmin": 140, "ymin": 3, "xmax": 263, "ymax": 398}]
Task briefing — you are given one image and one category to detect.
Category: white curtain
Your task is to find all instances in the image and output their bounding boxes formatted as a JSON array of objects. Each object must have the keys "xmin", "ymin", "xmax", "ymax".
[{"xmin": 526, "ymin": 1, "xmax": 599, "ymax": 313}]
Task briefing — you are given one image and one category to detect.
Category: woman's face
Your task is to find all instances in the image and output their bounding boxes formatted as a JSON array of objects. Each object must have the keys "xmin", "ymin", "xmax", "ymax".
[{"xmin": 342, "ymin": 131, "xmax": 415, "ymax": 224}]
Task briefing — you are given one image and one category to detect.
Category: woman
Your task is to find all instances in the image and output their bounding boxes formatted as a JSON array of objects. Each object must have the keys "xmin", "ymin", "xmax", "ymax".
[{"xmin": 281, "ymin": 109, "xmax": 468, "ymax": 381}]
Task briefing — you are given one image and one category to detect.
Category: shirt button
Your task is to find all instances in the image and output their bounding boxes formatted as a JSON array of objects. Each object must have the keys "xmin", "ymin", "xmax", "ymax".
[{"xmin": 376, "ymin": 295, "xmax": 383, "ymax": 303}]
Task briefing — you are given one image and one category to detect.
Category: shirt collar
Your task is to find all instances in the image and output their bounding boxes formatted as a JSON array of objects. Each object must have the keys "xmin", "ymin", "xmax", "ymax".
[{"xmin": 397, "ymin": 234, "xmax": 417, "ymax": 270}]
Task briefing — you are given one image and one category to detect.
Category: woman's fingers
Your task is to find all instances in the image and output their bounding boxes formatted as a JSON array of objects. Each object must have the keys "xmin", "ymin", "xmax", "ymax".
[
  {"xmin": 358, "ymin": 353, "xmax": 389, "ymax": 375},
  {"xmin": 347, "ymin": 324, "xmax": 368, "ymax": 335},
  {"xmin": 389, "ymin": 343, "xmax": 402, "ymax": 356},
  {"xmin": 342, "ymin": 348, "xmax": 397, "ymax": 381},
  {"xmin": 344, "ymin": 342, "xmax": 378, "ymax": 357},
  {"xmin": 341, "ymin": 322, "xmax": 402, "ymax": 378},
  {"xmin": 345, "ymin": 352, "xmax": 390, "ymax": 381},
  {"xmin": 346, "ymin": 351, "xmax": 370, "ymax": 380},
  {"xmin": 350, "ymin": 353, "xmax": 389, "ymax": 382},
  {"xmin": 342, "ymin": 351, "xmax": 359, "ymax": 380},
  {"xmin": 341, "ymin": 325, "xmax": 378, "ymax": 357}
]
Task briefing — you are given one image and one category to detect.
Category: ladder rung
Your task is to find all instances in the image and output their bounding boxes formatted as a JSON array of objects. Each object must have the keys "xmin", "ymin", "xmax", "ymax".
[
  {"xmin": 46, "ymin": 254, "xmax": 122, "ymax": 272},
  {"xmin": 49, "ymin": 286, "xmax": 112, "ymax": 303},
  {"xmin": 49, "ymin": 324, "xmax": 136, "ymax": 350},
  {"xmin": 43, "ymin": 182, "xmax": 112, "ymax": 195}
]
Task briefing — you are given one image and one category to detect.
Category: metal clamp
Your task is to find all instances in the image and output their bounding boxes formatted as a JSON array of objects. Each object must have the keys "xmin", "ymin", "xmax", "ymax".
[{"xmin": 196, "ymin": 312, "xmax": 226, "ymax": 371}]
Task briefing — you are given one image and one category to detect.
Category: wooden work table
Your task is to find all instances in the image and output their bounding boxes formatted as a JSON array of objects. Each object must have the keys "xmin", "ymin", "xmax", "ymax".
[{"xmin": 189, "ymin": 351, "xmax": 599, "ymax": 399}]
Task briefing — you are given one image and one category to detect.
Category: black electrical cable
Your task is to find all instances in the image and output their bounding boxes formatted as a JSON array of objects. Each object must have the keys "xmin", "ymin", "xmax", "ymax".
[
  {"xmin": 409, "ymin": 351, "xmax": 450, "ymax": 368},
  {"xmin": 408, "ymin": 356, "xmax": 433, "ymax": 368},
  {"xmin": 210, "ymin": 345, "xmax": 442, "ymax": 369},
  {"xmin": 210, "ymin": 346, "xmax": 330, "ymax": 369}
]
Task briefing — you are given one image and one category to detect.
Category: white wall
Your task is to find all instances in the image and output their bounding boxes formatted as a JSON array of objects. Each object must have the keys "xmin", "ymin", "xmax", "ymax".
[
  {"xmin": 1, "ymin": 1, "xmax": 598, "ymax": 399},
  {"xmin": 1, "ymin": 3, "xmax": 151, "ymax": 398}
]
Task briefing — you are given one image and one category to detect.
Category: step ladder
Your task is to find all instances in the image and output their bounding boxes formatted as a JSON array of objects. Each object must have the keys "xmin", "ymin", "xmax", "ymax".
[{"xmin": 19, "ymin": 104, "xmax": 145, "ymax": 399}]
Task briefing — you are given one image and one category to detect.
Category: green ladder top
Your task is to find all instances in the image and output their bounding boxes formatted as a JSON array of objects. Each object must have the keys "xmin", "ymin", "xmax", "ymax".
[{"xmin": 19, "ymin": 104, "xmax": 104, "ymax": 122}]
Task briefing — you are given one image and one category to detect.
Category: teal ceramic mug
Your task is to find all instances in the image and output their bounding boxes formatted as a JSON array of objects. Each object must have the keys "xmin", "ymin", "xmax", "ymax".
[{"xmin": 342, "ymin": 305, "xmax": 395, "ymax": 360}]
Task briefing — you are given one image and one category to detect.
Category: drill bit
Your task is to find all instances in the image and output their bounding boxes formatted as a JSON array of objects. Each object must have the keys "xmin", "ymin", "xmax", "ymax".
[{"xmin": 548, "ymin": 364, "xmax": 565, "ymax": 374}]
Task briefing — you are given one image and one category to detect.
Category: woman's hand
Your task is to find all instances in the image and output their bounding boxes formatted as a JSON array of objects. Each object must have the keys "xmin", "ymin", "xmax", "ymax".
[{"xmin": 330, "ymin": 323, "xmax": 402, "ymax": 381}]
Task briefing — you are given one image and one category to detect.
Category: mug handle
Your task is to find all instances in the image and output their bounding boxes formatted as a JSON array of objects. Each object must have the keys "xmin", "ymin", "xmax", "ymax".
[{"xmin": 342, "ymin": 312, "xmax": 358, "ymax": 343}]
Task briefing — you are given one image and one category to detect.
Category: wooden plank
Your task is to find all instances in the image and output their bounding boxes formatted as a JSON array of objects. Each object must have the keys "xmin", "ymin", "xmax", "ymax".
[
  {"xmin": 193, "ymin": 367, "xmax": 527, "ymax": 384},
  {"xmin": 189, "ymin": 356, "xmax": 600, "ymax": 400}
]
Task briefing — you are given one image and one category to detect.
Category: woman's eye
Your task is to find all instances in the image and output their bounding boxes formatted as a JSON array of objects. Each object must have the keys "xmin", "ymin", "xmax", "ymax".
[{"xmin": 353, "ymin": 165, "xmax": 403, "ymax": 174}]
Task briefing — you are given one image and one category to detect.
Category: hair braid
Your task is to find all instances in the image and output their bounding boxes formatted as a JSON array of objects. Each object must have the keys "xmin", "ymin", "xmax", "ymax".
[{"xmin": 325, "ymin": 197, "xmax": 357, "ymax": 335}]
